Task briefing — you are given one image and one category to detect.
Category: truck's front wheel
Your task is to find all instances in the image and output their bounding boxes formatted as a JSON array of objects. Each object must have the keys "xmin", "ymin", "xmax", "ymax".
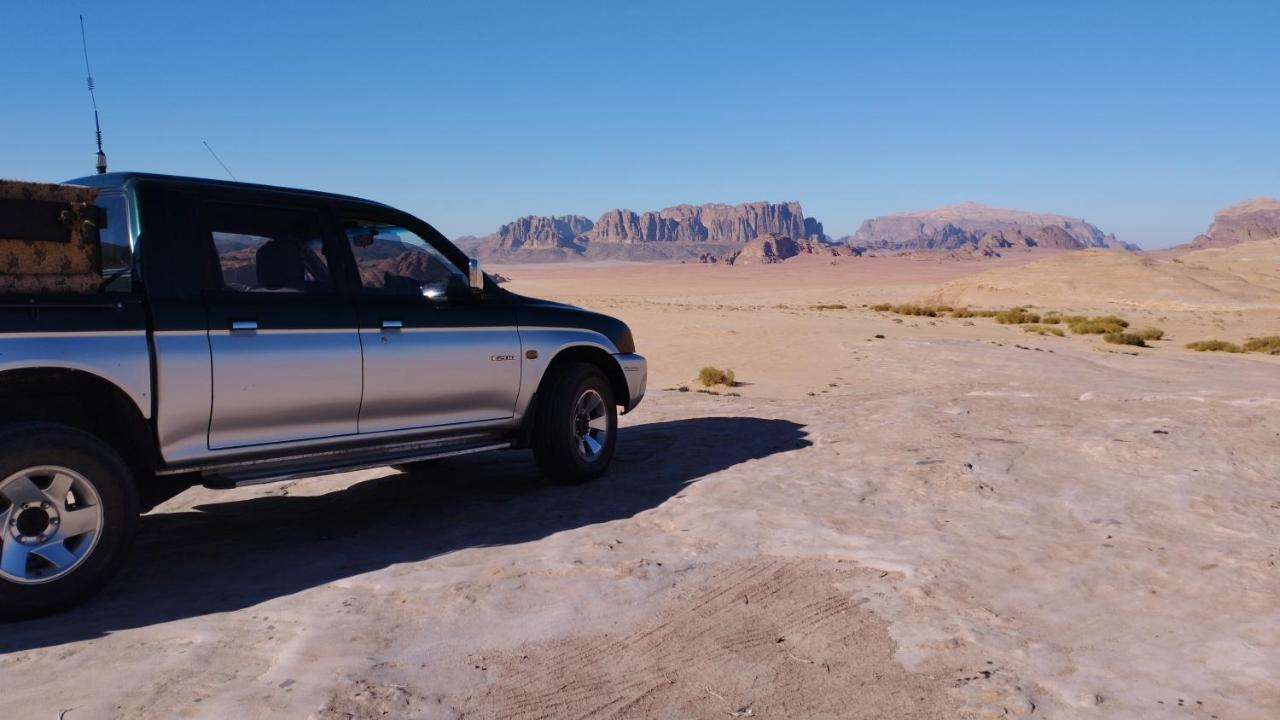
[
  {"xmin": 532, "ymin": 362, "xmax": 618, "ymax": 485},
  {"xmin": 0, "ymin": 423, "xmax": 138, "ymax": 620}
]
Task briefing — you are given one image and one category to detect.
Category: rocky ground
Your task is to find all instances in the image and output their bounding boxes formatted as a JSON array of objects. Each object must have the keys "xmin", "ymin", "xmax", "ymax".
[{"xmin": 2, "ymin": 251, "xmax": 1277, "ymax": 719}]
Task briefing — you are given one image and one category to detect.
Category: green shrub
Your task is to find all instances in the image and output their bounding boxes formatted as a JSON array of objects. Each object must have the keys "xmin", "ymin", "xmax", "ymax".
[
  {"xmin": 1022, "ymin": 324, "xmax": 1065, "ymax": 337},
  {"xmin": 698, "ymin": 366, "xmax": 736, "ymax": 387},
  {"xmin": 1133, "ymin": 327, "xmax": 1165, "ymax": 341},
  {"xmin": 1104, "ymin": 332, "xmax": 1147, "ymax": 347},
  {"xmin": 1185, "ymin": 340, "xmax": 1244, "ymax": 353},
  {"xmin": 994, "ymin": 308, "xmax": 1041, "ymax": 324},
  {"xmin": 1243, "ymin": 335, "xmax": 1280, "ymax": 354}
]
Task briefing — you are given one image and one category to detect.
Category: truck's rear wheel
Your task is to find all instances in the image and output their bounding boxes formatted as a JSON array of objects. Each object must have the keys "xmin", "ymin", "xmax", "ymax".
[
  {"xmin": 0, "ymin": 423, "xmax": 138, "ymax": 620},
  {"xmin": 532, "ymin": 362, "xmax": 617, "ymax": 485}
]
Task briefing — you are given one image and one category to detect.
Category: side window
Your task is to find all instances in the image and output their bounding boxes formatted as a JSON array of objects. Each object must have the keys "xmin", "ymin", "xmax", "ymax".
[
  {"xmin": 96, "ymin": 193, "xmax": 133, "ymax": 293},
  {"xmin": 206, "ymin": 203, "xmax": 333, "ymax": 294},
  {"xmin": 344, "ymin": 219, "xmax": 467, "ymax": 299}
]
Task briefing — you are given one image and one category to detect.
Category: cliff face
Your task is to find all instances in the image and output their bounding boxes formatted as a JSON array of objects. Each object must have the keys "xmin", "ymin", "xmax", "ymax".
[
  {"xmin": 475, "ymin": 201, "xmax": 827, "ymax": 260},
  {"xmin": 583, "ymin": 201, "xmax": 823, "ymax": 245},
  {"xmin": 484, "ymin": 215, "xmax": 594, "ymax": 251},
  {"xmin": 1188, "ymin": 198, "xmax": 1280, "ymax": 249},
  {"xmin": 844, "ymin": 202, "xmax": 1131, "ymax": 252},
  {"xmin": 724, "ymin": 233, "xmax": 859, "ymax": 264}
]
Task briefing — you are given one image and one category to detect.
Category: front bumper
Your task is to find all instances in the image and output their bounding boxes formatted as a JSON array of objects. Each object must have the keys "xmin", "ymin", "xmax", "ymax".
[{"xmin": 614, "ymin": 353, "xmax": 647, "ymax": 413}]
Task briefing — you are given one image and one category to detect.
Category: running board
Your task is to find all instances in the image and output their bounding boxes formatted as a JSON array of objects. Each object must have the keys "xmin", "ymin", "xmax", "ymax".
[{"xmin": 193, "ymin": 438, "xmax": 512, "ymax": 489}]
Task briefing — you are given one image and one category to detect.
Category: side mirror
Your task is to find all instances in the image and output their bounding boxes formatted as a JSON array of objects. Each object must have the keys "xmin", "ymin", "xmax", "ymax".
[{"xmin": 468, "ymin": 258, "xmax": 484, "ymax": 294}]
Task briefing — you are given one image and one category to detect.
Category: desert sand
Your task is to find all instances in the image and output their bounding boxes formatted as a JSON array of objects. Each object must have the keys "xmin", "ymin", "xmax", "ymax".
[{"xmin": 2, "ymin": 245, "xmax": 1278, "ymax": 719}]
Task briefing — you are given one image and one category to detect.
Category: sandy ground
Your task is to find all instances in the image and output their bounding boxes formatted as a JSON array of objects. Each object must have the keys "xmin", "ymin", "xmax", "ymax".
[{"xmin": 2, "ymin": 247, "xmax": 1278, "ymax": 719}]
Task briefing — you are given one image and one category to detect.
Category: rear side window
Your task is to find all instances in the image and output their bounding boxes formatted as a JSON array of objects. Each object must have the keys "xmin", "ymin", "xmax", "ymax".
[
  {"xmin": 95, "ymin": 193, "xmax": 133, "ymax": 293},
  {"xmin": 204, "ymin": 203, "xmax": 333, "ymax": 294}
]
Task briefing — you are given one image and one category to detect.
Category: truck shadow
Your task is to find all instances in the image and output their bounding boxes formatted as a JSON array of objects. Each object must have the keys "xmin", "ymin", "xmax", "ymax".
[{"xmin": 0, "ymin": 415, "xmax": 809, "ymax": 651}]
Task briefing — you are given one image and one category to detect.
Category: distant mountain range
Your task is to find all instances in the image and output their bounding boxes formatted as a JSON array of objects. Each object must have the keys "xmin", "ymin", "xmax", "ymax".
[
  {"xmin": 840, "ymin": 202, "xmax": 1137, "ymax": 253},
  {"xmin": 455, "ymin": 200, "xmax": 1144, "ymax": 263}
]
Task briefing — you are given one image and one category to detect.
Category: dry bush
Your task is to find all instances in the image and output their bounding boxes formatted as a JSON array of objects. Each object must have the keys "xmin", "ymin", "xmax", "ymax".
[
  {"xmin": 1133, "ymin": 327, "xmax": 1165, "ymax": 341},
  {"xmin": 1185, "ymin": 340, "xmax": 1244, "ymax": 353},
  {"xmin": 949, "ymin": 307, "xmax": 977, "ymax": 318},
  {"xmin": 1022, "ymin": 324, "xmax": 1065, "ymax": 337},
  {"xmin": 1069, "ymin": 315, "xmax": 1130, "ymax": 334},
  {"xmin": 974, "ymin": 309, "xmax": 1001, "ymax": 318},
  {"xmin": 811, "ymin": 303, "xmax": 848, "ymax": 310},
  {"xmin": 1104, "ymin": 332, "xmax": 1147, "ymax": 347},
  {"xmin": 890, "ymin": 304, "xmax": 938, "ymax": 317},
  {"xmin": 994, "ymin": 308, "xmax": 1041, "ymax": 324},
  {"xmin": 870, "ymin": 303, "xmax": 893, "ymax": 311},
  {"xmin": 698, "ymin": 366, "xmax": 736, "ymax": 387},
  {"xmin": 1040, "ymin": 313, "xmax": 1063, "ymax": 324},
  {"xmin": 1243, "ymin": 335, "xmax": 1280, "ymax": 354}
]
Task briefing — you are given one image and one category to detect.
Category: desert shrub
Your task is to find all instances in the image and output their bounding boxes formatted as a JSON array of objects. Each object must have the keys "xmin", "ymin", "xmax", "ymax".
[
  {"xmin": 811, "ymin": 303, "xmax": 848, "ymax": 310},
  {"xmin": 974, "ymin": 309, "xmax": 1000, "ymax": 318},
  {"xmin": 933, "ymin": 305, "xmax": 954, "ymax": 313},
  {"xmin": 1069, "ymin": 318, "xmax": 1126, "ymax": 335},
  {"xmin": 1243, "ymin": 335, "xmax": 1280, "ymax": 354},
  {"xmin": 1094, "ymin": 315, "xmax": 1130, "ymax": 328},
  {"xmin": 890, "ymin": 304, "xmax": 938, "ymax": 317},
  {"xmin": 698, "ymin": 366, "xmax": 736, "ymax": 387},
  {"xmin": 1104, "ymin": 332, "xmax": 1147, "ymax": 347},
  {"xmin": 1133, "ymin": 327, "xmax": 1165, "ymax": 341},
  {"xmin": 1185, "ymin": 340, "xmax": 1244, "ymax": 353},
  {"xmin": 949, "ymin": 307, "xmax": 976, "ymax": 318},
  {"xmin": 870, "ymin": 303, "xmax": 893, "ymax": 311},
  {"xmin": 994, "ymin": 308, "xmax": 1041, "ymax": 324},
  {"xmin": 1040, "ymin": 313, "xmax": 1063, "ymax": 324},
  {"xmin": 1022, "ymin": 324, "xmax": 1065, "ymax": 337}
]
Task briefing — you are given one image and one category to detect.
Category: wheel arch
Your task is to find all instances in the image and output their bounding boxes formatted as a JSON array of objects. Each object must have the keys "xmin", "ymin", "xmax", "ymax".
[
  {"xmin": 515, "ymin": 345, "xmax": 629, "ymax": 448},
  {"xmin": 0, "ymin": 367, "xmax": 179, "ymax": 511}
]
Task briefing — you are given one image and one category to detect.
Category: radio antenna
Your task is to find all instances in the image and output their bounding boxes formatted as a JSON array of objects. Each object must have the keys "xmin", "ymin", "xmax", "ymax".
[
  {"xmin": 202, "ymin": 140, "xmax": 238, "ymax": 181},
  {"xmin": 79, "ymin": 15, "xmax": 107, "ymax": 174}
]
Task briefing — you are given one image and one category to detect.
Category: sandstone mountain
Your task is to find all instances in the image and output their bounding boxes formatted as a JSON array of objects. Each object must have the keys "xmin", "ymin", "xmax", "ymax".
[
  {"xmin": 473, "ymin": 201, "xmax": 827, "ymax": 261},
  {"xmin": 1186, "ymin": 197, "xmax": 1280, "ymax": 249},
  {"xmin": 843, "ymin": 202, "xmax": 1134, "ymax": 253}
]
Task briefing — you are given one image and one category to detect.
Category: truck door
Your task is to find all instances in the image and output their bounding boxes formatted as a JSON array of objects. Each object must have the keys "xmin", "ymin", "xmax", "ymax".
[
  {"xmin": 338, "ymin": 212, "xmax": 520, "ymax": 434},
  {"xmin": 201, "ymin": 200, "xmax": 363, "ymax": 449}
]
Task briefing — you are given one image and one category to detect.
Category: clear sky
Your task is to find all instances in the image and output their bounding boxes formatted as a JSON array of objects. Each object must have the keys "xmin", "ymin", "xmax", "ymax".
[{"xmin": 2, "ymin": 1, "xmax": 1277, "ymax": 248}]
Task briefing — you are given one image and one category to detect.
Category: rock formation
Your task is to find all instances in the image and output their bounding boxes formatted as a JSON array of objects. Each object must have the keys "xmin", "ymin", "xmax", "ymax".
[
  {"xmin": 483, "ymin": 215, "xmax": 594, "ymax": 251},
  {"xmin": 1187, "ymin": 198, "xmax": 1280, "ymax": 249},
  {"xmin": 843, "ymin": 202, "xmax": 1133, "ymax": 252}
]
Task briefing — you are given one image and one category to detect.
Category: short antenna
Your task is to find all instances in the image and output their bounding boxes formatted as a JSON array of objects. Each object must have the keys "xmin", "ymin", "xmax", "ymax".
[
  {"xmin": 79, "ymin": 15, "xmax": 107, "ymax": 174},
  {"xmin": 202, "ymin": 140, "xmax": 238, "ymax": 181}
]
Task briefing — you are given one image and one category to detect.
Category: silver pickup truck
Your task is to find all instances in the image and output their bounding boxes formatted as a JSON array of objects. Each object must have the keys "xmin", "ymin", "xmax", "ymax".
[{"xmin": 0, "ymin": 173, "xmax": 646, "ymax": 618}]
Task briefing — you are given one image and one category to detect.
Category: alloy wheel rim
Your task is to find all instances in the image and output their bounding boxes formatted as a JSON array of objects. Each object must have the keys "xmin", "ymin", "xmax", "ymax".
[
  {"xmin": 0, "ymin": 465, "xmax": 104, "ymax": 584},
  {"xmin": 572, "ymin": 389, "xmax": 610, "ymax": 462}
]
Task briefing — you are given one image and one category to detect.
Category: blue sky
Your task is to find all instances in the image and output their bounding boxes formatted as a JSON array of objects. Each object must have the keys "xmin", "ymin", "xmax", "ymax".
[{"xmin": 2, "ymin": 1, "xmax": 1277, "ymax": 248}]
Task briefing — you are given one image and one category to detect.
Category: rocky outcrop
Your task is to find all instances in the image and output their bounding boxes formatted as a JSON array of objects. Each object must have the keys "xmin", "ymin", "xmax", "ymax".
[
  {"xmin": 1187, "ymin": 198, "xmax": 1280, "ymax": 249},
  {"xmin": 583, "ymin": 201, "xmax": 823, "ymax": 245},
  {"xmin": 843, "ymin": 202, "xmax": 1133, "ymax": 252},
  {"xmin": 720, "ymin": 233, "xmax": 861, "ymax": 265},
  {"xmin": 482, "ymin": 215, "xmax": 594, "ymax": 251}
]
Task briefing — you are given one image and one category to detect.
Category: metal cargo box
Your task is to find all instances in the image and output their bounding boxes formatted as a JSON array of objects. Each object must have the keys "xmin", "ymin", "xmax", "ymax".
[{"xmin": 0, "ymin": 180, "xmax": 103, "ymax": 294}]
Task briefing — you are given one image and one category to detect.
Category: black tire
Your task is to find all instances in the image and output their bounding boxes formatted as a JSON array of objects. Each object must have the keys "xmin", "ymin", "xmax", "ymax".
[
  {"xmin": 532, "ymin": 362, "xmax": 618, "ymax": 485},
  {"xmin": 0, "ymin": 422, "xmax": 139, "ymax": 620}
]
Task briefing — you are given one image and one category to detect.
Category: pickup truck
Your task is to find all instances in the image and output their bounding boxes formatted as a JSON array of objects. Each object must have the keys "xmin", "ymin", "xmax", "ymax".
[{"xmin": 0, "ymin": 173, "xmax": 646, "ymax": 619}]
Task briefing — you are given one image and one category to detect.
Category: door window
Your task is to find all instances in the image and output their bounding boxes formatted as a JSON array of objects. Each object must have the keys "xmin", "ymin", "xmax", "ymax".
[
  {"xmin": 344, "ymin": 219, "xmax": 467, "ymax": 299},
  {"xmin": 205, "ymin": 203, "xmax": 334, "ymax": 294}
]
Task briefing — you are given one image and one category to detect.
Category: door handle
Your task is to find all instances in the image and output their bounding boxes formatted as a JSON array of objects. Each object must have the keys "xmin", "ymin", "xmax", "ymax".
[
  {"xmin": 230, "ymin": 320, "xmax": 258, "ymax": 332},
  {"xmin": 381, "ymin": 319, "xmax": 403, "ymax": 330}
]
